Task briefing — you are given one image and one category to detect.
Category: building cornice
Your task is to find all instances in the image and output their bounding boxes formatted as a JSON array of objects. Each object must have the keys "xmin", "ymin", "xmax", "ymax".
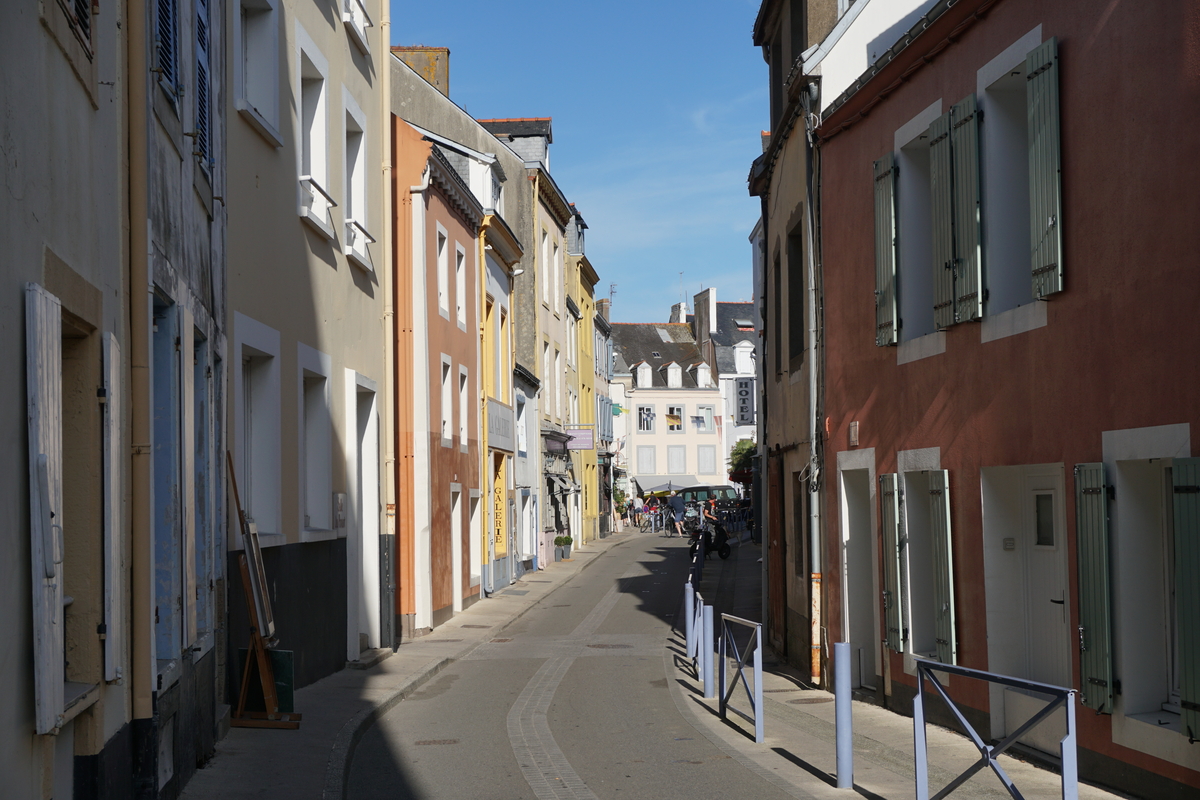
[
  {"xmin": 529, "ymin": 164, "xmax": 573, "ymax": 228},
  {"xmin": 482, "ymin": 213, "xmax": 524, "ymax": 268},
  {"xmin": 427, "ymin": 149, "xmax": 484, "ymax": 229}
]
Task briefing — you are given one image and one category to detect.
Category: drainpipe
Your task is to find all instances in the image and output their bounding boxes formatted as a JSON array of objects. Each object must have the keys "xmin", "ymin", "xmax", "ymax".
[
  {"xmin": 803, "ymin": 83, "xmax": 823, "ymax": 686},
  {"xmin": 757, "ymin": 195, "xmax": 769, "ymax": 631},
  {"xmin": 380, "ymin": 0, "xmax": 397, "ymax": 650},
  {"xmin": 128, "ymin": 0, "xmax": 154, "ymax": 721}
]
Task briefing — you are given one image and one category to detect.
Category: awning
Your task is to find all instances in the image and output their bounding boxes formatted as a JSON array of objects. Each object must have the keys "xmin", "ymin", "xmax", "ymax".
[{"xmin": 632, "ymin": 475, "xmax": 700, "ymax": 494}]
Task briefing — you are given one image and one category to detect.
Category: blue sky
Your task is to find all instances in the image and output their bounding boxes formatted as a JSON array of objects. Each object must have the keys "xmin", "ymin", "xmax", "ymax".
[{"xmin": 390, "ymin": 1, "xmax": 768, "ymax": 323}]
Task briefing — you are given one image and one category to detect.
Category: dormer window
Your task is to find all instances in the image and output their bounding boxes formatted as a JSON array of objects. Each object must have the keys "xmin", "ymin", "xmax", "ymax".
[
  {"xmin": 637, "ymin": 363, "xmax": 652, "ymax": 387},
  {"xmin": 666, "ymin": 362, "xmax": 682, "ymax": 389},
  {"xmin": 696, "ymin": 363, "xmax": 712, "ymax": 388}
]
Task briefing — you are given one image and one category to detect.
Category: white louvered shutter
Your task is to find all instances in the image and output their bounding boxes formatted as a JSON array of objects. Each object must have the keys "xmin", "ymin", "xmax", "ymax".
[
  {"xmin": 873, "ymin": 154, "xmax": 899, "ymax": 346},
  {"xmin": 103, "ymin": 334, "xmax": 125, "ymax": 683},
  {"xmin": 928, "ymin": 470, "xmax": 956, "ymax": 665},
  {"xmin": 880, "ymin": 473, "xmax": 903, "ymax": 652}
]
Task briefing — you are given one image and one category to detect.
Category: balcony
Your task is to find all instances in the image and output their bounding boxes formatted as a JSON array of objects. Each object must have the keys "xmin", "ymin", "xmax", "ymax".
[
  {"xmin": 344, "ymin": 219, "xmax": 376, "ymax": 273},
  {"xmin": 299, "ymin": 175, "xmax": 337, "ymax": 240},
  {"xmin": 342, "ymin": 0, "xmax": 372, "ymax": 54}
]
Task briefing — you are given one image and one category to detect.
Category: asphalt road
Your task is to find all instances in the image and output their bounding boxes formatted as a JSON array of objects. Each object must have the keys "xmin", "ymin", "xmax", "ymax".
[{"xmin": 347, "ymin": 533, "xmax": 794, "ymax": 800}]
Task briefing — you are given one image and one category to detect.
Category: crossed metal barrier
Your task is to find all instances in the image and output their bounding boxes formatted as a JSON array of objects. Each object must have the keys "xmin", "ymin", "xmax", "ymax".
[
  {"xmin": 913, "ymin": 658, "xmax": 1078, "ymax": 800},
  {"xmin": 718, "ymin": 614, "xmax": 764, "ymax": 743}
]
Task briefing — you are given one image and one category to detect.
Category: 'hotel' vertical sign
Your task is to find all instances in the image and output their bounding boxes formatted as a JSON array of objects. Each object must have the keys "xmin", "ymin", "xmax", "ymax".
[{"xmin": 735, "ymin": 378, "xmax": 755, "ymax": 425}]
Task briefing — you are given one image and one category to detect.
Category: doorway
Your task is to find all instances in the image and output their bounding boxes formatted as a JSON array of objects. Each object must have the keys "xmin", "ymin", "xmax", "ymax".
[{"xmin": 841, "ymin": 468, "xmax": 877, "ymax": 689}]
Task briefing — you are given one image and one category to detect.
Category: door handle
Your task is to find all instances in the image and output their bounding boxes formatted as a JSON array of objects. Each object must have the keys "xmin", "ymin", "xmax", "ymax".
[{"xmin": 1050, "ymin": 598, "xmax": 1064, "ymax": 605}]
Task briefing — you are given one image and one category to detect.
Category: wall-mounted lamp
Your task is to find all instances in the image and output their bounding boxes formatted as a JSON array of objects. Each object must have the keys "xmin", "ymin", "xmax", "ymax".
[
  {"xmin": 511, "ymin": 268, "xmax": 525, "ymax": 276},
  {"xmin": 485, "ymin": 244, "xmax": 495, "ymax": 251}
]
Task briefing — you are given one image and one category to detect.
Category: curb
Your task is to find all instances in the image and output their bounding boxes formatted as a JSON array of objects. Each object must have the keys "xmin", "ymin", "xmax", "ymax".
[{"xmin": 322, "ymin": 531, "xmax": 636, "ymax": 800}]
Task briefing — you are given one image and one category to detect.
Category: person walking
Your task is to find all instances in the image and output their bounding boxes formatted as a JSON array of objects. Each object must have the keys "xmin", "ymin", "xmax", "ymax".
[{"xmin": 667, "ymin": 490, "xmax": 685, "ymax": 538}]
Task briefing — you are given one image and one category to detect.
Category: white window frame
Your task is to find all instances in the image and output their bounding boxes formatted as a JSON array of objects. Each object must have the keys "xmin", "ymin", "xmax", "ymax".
[
  {"xmin": 341, "ymin": 0, "xmax": 373, "ymax": 54},
  {"xmin": 440, "ymin": 355, "xmax": 453, "ymax": 447},
  {"xmin": 698, "ymin": 444, "xmax": 717, "ymax": 475},
  {"xmin": 637, "ymin": 445, "xmax": 656, "ymax": 475},
  {"xmin": 637, "ymin": 405, "xmax": 655, "ymax": 433},
  {"xmin": 343, "ymin": 88, "xmax": 374, "ymax": 272},
  {"xmin": 455, "ymin": 243, "xmax": 467, "ymax": 329},
  {"xmin": 696, "ymin": 405, "xmax": 715, "ymax": 433},
  {"xmin": 235, "ymin": 0, "xmax": 282, "ymax": 146},
  {"xmin": 298, "ymin": 343, "xmax": 334, "ymax": 539},
  {"xmin": 667, "ymin": 445, "xmax": 686, "ymax": 475},
  {"xmin": 297, "ymin": 26, "xmax": 335, "ymax": 239},
  {"xmin": 667, "ymin": 404, "xmax": 685, "ymax": 433},
  {"xmin": 554, "ymin": 350, "xmax": 562, "ymax": 419},
  {"xmin": 437, "ymin": 227, "xmax": 450, "ymax": 318},
  {"xmin": 458, "ymin": 365, "xmax": 469, "ymax": 452}
]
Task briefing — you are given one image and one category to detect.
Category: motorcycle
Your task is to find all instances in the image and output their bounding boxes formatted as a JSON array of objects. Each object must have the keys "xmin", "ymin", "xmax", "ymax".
[{"xmin": 687, "ymin": 504, "xmax": 731, "ymax": 560}]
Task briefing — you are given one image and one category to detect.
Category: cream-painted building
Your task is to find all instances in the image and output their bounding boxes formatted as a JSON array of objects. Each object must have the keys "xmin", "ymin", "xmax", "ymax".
[{"xmin": 224, "ymin": 0, "xmax": 391, "ymax": 682}]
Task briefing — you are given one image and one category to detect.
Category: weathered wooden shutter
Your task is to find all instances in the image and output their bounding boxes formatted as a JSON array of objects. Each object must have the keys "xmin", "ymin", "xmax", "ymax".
[
  {"xmin": 26, "ymin": 283, "xmax": 64, "ymax": 735},
  {"xmin": 928, "ymin": 112, "xmax": 956, "ymax": 330},
  {"xmin": 880, "ymin": 473, "xmax": 903, "ymax": 652},
  {"xmin": 873, "ymin": 153, "xmax": 899, "ymax": 346},
  {"xmin": 951, "ymin": 94, "xmax": 983, "ymax": 322},
  {"xmin": 157, "ymin": 0, "xmax": 178, "ymax": 89},
  {"xmin": 195, "ymin": 0, "xmax": 211, "ymax": 163},
  {"xmin": 103, "ymin": 334, "xmax": 125, "ymax": 683},
  {"xmin": 1171, "ymin": 458, "xmax": 1200, "ymax": 739},
  {"xmin": 1027, "ymin": 37, "xmax": 1062, "ymax": 298},
  {"xmin": 928, "ymin": 470, "xmax": 956, "ymax": 665},
  {"xmin": 1074, "ymin": 463, "xmax": 1113, "ymax": 713}
]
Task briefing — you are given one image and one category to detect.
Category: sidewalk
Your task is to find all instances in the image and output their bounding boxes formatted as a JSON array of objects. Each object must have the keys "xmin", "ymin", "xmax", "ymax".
[
  {"xmin": 180, "ymin": 529, "xmax": 635, "ymax": 800},
  {"xmin": 677, "ymin": 533, "xmax": 1132, "ymax": 800}
]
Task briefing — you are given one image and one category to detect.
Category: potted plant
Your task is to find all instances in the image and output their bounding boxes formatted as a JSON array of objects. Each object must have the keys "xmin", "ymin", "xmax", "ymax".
[{"xmin": 555, "ymin": 535, "xmax": 572, "ymax": 560}]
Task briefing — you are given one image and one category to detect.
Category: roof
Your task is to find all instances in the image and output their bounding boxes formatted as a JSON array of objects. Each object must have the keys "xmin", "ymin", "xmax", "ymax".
[
  {"xmin": 712, "ymin": 302, "xmax": 757, "ymax": 348},
  {"xmin": 477, "ymin": 117, "xmax": 553, "ymax": 142},
  {"xmin": 610, "ymin": 323, "xmax": 708, "ymax": 389}
]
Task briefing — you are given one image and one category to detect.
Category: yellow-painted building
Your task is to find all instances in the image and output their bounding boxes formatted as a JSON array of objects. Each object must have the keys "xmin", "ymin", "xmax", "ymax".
[{"xmin": 566, "ymin": 207, "xmax": 601, "ymax": 542}]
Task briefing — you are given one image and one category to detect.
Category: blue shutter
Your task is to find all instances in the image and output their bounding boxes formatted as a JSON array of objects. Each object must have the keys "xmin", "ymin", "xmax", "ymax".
[
  {"xmin": 928, "ymin": 470, "xmax": 956, "ymax": 665},
  {"xmin": 929, "ymin": 112, "xmax": 955, "ymax": 330},
  {"xmin": 951, "ymin": 94, "xmax": 982, "ymax": 322},
  {"xmin": 1027, "ymin": 38, "xmax": 1063, "ymax": 298},
  {"xmin": 881, "ymin": 473, "xmax": 903, "ymax": 652},
  {"xmin": 873, "ymin": 154, "xmax": 899, "ymax": 346},
  {"xmin": 194, "ymin": 0, "xmax": 211, "ymax": 163},
  {"xmin": 1074, "ymin": 463, "xmax": 1113, "ymax": 713},
  {"xmin": 157, "ymin": 0, "xmax": 178, "ymax": 90},
  {"xmin": 1171, "ymin": 458, "xmax": 1200, "ymax": 739}
]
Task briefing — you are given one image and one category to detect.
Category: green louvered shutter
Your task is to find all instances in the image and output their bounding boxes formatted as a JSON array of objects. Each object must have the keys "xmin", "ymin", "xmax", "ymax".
[
  {"xmin": 873, "ymin": 153, "xmax": 899, "ymax": 346},
  {"xmin": 928, "ymin": 470, "xmax": 956, "ymax": 665},
  {"xmin": 928, "ymin": 112, "xmax": 956, "ymax": 330},
  {"xmin": 881, "ymin": 473, "xmax": 904, "ymax": 652},
  {"xmin": 951, "ymin": 94, "xmax": 983, "ymax": 322},
  {"xmin": 1027, "ymin": 37, "xmax": 1063, "ymax": 298},
  {"xmin": 1171, "ymin": 458, "xmax": 1200, "ymax": 739},
  {"xmin": 1075, "ymin": 463, "xmax": 1113, "ymax": 713}
]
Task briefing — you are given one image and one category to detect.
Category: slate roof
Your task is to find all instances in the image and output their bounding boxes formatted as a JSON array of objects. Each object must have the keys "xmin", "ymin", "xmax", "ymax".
[
  {"xmin": 476, "ymin": 117, "xmax": 553, "ymax": 142},
  {"xmin": 610, "ymin": 323, "xmax": 707, "ymax": 389},
  {"xmin": 713, "ymin": 302, "xmax": 757, "ymax": 375}
]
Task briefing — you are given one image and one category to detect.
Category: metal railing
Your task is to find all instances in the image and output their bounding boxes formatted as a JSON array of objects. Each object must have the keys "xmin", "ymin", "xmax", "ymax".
[
  {"xmin": 683, "ymin": 583, "xmax": 714, "ymax": 698},
  {"xmin": 913, "ymin": 658, "xmax": 1078, "ymax": 800},
  {"xmin": 718, "ymin": 614, "xmax": 763, "ymax": 743}
]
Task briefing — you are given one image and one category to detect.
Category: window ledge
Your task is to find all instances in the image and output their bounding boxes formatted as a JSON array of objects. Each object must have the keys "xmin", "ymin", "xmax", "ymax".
[
  {"xmin": 441, "ymin": 437, "xmax": 453, "ymax": 449},
  {"xmin": 1127, "ymin": 709, "xmax": 1182, "ymax": 735},
  {"xmin": 237, "ymin": 100, "xmax": 284, "ymax": 148},
  {"xmin": 342, "ymin": 0, "xmax": 373, "ymax": 54},
  {"xmin": 157, "ymin": 658, "xmax": 181, "ymax": 692},
  {"xmin": 61, "ymin": 681, "xmax": 100, "ymax": 728},
  {"xmin": 344, "ymin": 219, "xmax": 375, "ymax": 272},
  {"xmin": 190, "ymin": 630, "xmax": 215, "ymax": 661},
  {"xmin": 302, "ymin": 527, "xmax": 338, "ymax": 543},
  {"xmin": 981, "ymin": 300, "xmax": 1047, "ymax": 344},
  {"xmin": 300, "ymin": 176, "xmax": 338, "ymax": 241},
  {"xmin": 897, "ymin": 331, "xmax": 946, "ymax": 365}
]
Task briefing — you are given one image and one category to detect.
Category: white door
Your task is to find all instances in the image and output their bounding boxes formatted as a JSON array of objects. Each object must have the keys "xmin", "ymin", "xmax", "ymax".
[{"xmin": 1022, "ymin": 480, "xmax": 1071, "ymax": 687}]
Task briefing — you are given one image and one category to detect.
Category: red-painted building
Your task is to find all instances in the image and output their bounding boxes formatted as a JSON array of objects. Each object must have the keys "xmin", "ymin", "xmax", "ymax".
[{"xmin": 812, "ymin": 0, "xmax": 1200, "ymax": 794}]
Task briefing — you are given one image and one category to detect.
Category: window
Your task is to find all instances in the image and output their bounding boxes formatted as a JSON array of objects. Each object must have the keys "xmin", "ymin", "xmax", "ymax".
[
  {"xmin": 342, "ymin": 0, "xmax": 372, "ymax": 53},
  {"xmin": 542, "ymin": 342, "xmax": 550, "ymax": 416},
  {"xmin": 667, "ymin": 446, "xmax": 686, "ymax": 475},
  {"xmin": 636, "ymin": 363, "xmax": 652, "ymax": 387},
  {"xmin": 236, "ymin": 313, "xmax": 281, "ymax": 538},
  {"xmin": 696, "ymin": 363, "xmax": 712, "ymax": 388},
  {"xmin": 491, "ymin": 171, "xmax": 503, "ymax": 216},
  {"xmin": 499, "ymin": 309, "xmax": 509, "ymax": 397},
  {"xmin": 456, "ymin": 245, "xmax": 467, "ymax": 327},
  {"xmin": 540, "ymin": 231, "xmax": 549, "ymax": 304},
  {"xmin": 458, "ymin": 367, "xmax": 469, "ymax": 450},
  {"xmin": 344, "ymin": 99, "xmax": 374, "ymax": 271},
  {"xmin": 440, "ymin": 357, "xmax": 452, "ymax": 446},
  {"xmin": 553, "ymin": 242, "xmax": 561, "ymax": 313},
  {"xmin": 194, "ymin": 0, "xmax": 213, "ymax": 169},
  {"xmin": 772, "ymin": 254, "xmax": 782, "ymax": 373},
  {"xmin": 299, "ymin": 42, "xmax": 333, "ymax": 237},
  {"xmin": 637, "ymin": 405, "xmax": 655, "ymax": 433},
  {"xmin": 568, "ymin": 318, "xmax": 576, "ymax": 366},
  {"xmin": 437, "ymin": 229, "xmax": 449, "ymax": 317},
  {"xmin": 695, "ymin": 405, "xmax": 715, "ymax": 433},
  {"xmin": 895, "ymin": 469, "xmax": 957, "ymax": 664},
  {"xmin": 896, "ymin": 111, "xmax": 937, "ymax": 341},
  {"xmin": 787, "ymin": 227, "xmax": 805, "ymax": 369},
  {"xmin": 666, "ymin": 363, "xmax": 682, "ymax": 388},
  {"xmin": 299, "ymin": 344, "xmax": 331, "ymax": 531},
  {"xmin": 515, "ymin": 397, "xmax": 527, "ymax": 455},
  {"xmin": 554, "ymin": 350, "xmax": 561, "ymax": 418},
  {"xmin": 698, "ymin": 445, "xmax": 717, "ymax": 475},
  {"xmin": 237, "ymin": 0, "xmax": 281, "ymax": 143},
  {"xmin": 667, "ymin": 405, "xmax": 684, "ymax": 433},
  {"xmin": 637, "ymin": 446, "xmax": 656, "ymax": 475}
]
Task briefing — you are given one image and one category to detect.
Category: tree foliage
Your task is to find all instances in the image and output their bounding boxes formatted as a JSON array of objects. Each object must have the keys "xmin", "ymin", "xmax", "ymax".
[{"xmin": 728, "ymin": 438, "xmax": 757, "ymax": 474}]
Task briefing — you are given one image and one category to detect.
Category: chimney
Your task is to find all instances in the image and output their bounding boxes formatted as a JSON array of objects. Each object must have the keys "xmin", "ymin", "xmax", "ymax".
[
  {"xmin": 670, "ymin": 302, "xmax": 688, "ymax": 324},
  {"xmin": 392, "ymin": 46, "xmax": 450, "ymax": 97},
  {"xmin": 693, "ymin": 287, "xmax": 717, "ymax": 335},
  {"xmin": 596, "ymin": 298, "xmax": 611, "ymax": 321}
]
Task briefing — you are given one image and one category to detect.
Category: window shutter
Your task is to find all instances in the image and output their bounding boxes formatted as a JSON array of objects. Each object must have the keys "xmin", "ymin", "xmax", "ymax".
[
  {"xmin": 1171, "ymin": 457, "xmax": 1200, "ymax": 739},
  {"xmin": 157, "ymin": 0, "xmax": 177, "ymax": 89},
  {"xmin": 929, "ymin": 111, "xmax": 956, "ymax": 330},
  {"xmin": 880, "ymin": 473, "xmax": 903, "ymax": 652},
  {"xmin": 928, "ymin": 470, "xmax": 956, "ymax": 665},
  {"xmin": 103, "ymin": 334, "xmax": 125, "ymax": 683},
  {"xmin": 1026, "ymin": 37, "xmax": 1062, "ymax": 298},
  {"xmin": 951, "ymin": 94, "xmax": 983, "ymax": 323},
  {"xmin": 26, "ymin": 283, "xmax": 65, "ymax": 735},
  {"xmin": 195, "ymin": 0, "xmax": 211, "ymax": 162},
  {"xmin": 1074, "ymin": 462, "xmax": 1113, "ymax": 713},
  {"xmin": 873, "ymin": 153, "xmax": 898, "ymax": 346}
]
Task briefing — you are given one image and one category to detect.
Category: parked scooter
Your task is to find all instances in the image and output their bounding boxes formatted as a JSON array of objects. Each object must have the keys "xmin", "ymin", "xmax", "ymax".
[{"xmin": 688, "ymin": 504, "xmax": 731, "ymax": 560}]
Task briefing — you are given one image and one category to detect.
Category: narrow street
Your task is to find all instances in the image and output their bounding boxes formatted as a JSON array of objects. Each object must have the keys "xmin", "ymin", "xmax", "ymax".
[{"xmin": 348, "ymin": 533, "xmax": 793, "ymax": 800}]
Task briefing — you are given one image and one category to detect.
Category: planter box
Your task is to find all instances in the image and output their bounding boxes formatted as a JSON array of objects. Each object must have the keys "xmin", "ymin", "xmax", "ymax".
[
  {"xmin": 563, "ymin": 544, "xmax": 572, "ymax": 559},
  {"xmin": 554, "ymin": 546, "xmax": 563, "ymax": 562}
]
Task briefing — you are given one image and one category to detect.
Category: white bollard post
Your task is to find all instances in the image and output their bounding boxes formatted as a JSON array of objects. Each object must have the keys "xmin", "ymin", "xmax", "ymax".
[
  {"xmin": 702, "ymin": 604, "xmax": 714, "ymax": 699},
  {"xmin": 835, "ymin": 641, "xmax": 853, "ymax": 788},
  {"xmin": 684, "ymin": 583, "xmax": 694, "ymax": 659}
]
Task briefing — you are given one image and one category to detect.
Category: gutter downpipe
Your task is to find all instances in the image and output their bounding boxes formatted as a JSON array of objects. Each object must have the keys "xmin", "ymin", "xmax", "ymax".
[
  {"xmin": 803, "ymin": 83, "xmax": 823, "ymax": 686},
  {"xmin": 757, "ymin": 194, "xmax": 770, "ymax": 632},
  {"xmin": 128, "ymin": 0, "xmax": 154, "ymax": 722},
  {"xmin": 381, "ymin": 1, "xmax": 397, "ymax": 650}
]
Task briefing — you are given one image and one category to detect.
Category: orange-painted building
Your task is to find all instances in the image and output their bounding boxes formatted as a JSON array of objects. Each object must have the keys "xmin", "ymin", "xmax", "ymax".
[{"xmin": 393, "ymin": 119, "xmax": 483, "ymax": 637}]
